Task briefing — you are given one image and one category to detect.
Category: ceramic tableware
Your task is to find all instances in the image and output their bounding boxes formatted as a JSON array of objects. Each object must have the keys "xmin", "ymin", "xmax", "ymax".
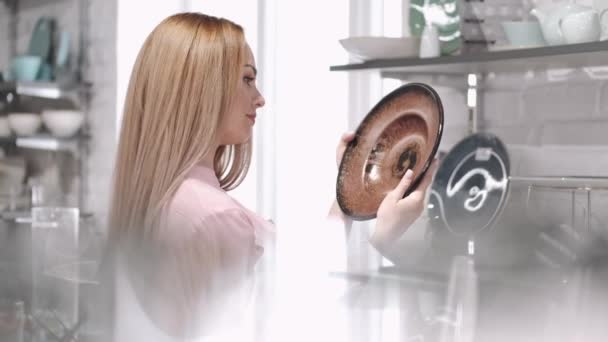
[{"xmin": 337, "ymin": 83, "xmax": 444, "ymax": 220}]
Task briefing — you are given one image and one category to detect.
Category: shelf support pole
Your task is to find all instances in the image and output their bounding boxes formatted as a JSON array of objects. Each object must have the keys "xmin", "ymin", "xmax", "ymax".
[
  {"xmin": 8, "ymin": 0, "xmax": 18, "ymax": 61},
  {"xmin": 466, "ymin": 73, "xmax": 482, "ymax": 134}
]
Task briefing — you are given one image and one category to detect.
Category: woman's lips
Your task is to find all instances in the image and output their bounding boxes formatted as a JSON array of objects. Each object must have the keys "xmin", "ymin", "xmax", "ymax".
[{"xmin": 246, "ymin": 114, "xmax": 256, "ymax": 123}]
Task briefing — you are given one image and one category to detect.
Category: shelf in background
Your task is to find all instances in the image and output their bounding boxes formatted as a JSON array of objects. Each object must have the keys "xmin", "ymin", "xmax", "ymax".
[
  {"xmin": 330, "ymin": 264, "xmax": 575, "ymax": 294},
  {"xmin": 330, "ymin": 41, "xmax": 608, "ymax": 75},
  {"xmin": 0, "ymin": 134, "xmax": 88, "ymax": 152},
  {"xmin": 1, "ymin": 210, "xmax": 94, "ymax": 224},
  {"xmin": 510, "ymin": 176, "xmax": 608, "ymax": 190},
  {"xmin": 0, "ymin": 81, "xmax": 91, "ymax": 100}
]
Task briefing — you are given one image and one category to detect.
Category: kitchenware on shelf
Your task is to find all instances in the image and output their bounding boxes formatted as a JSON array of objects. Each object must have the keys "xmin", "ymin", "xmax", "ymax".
[
  {"xmin": 531, "ymin": 2, "xmax": 606, "ymax": 45},
  {"xmin": 419, "ymin": 24, "xmax": 441, "ymax": 58},
  {"xmin": 594, "ymin": 0, "xmax": 608, "ymax": 39},
  {"xmin": 559, "ymin": 8, "xmax": 606, "ymax": 44},
  {"xmin": 55, "ymin": 31, "xmax": 70, "ymax": 68},
  {"xmin": 0, "ymin": 117, "xmax": 10, "ymax": 137},
  {"xmin": 511, "ymin": 175, "xmax": 608, "ymax": 262},
  {"xmin": 339, "ymin": 36, "xmax": 420, "ymax": 61},
  {"xmin": 41, "ymin": 109, "xmax": 84, "ymax": 138},
  {"xmin": 426, "ymin": 133, "xmax": 543, "ymax": 267},
  {"xmin": 53, "ymin": 30, "xmax": 72, "ymax": 84},
  {"xmin": 488, "ymin": 44, "xmax": 544, "ymax": 52},
  {"xmin": 428, "ymin": 132, "xmax": 510, "ymax": 238},
  {"xmin": 530, "ymin": 2, "xmax": 572, "ymax": 45},
  {"xmin": 410, "ymin": 0, "xmax": 461, "ymax": 55},
  {"xmin": 9, "ymin": 55, "xmax": 42, "ymax": 81},
  {"xmin": 7, "ymin": 112, "xmax": 42, "ymax": 136},
  {"xmin": 38, "ymin": 62, "xmax": 53, "ymax": 81},
  {"xmin": 27, "ymin": 17, "xmax": 54, "ymax": 62},
  {"xmin": 425, "ymin": 133, "xmax": 607, "ymax": 268},
  {"xmin": 337, "ymin": 83, "xmax": 444, "ymax": 220},
  {"xmin": 0, "ymin": 156, "xmax": 26, "ymax": 211},
  {"xmin": 459, "ymin": 0, "xmax": 529, "ymax": 52},
  {"xmin": 500, "ymin": 21, "xmax": 546, "ymax": 47}
]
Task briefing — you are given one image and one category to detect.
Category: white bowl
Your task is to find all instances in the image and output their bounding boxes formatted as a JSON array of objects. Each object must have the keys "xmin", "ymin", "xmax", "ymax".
[
  {"xmin": 41, "ymin": 110, "xmax": 84, "ymax": 138},
  {"xmin": 339, "ymin": 36, "xmax": 420, "ymax": 61},
  {"xmin": 7, "ymin": 113, "xmax": 41, "ymax": 136}
]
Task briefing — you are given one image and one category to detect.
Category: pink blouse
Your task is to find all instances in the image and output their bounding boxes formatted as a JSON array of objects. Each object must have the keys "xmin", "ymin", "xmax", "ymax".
[
  {"xmin": 114, "ymin": 164, "xmax": 275, "ymax": 341},
  {"xmin": 163, "ymin": 164, "xmax": 274, "ymax": 265}
]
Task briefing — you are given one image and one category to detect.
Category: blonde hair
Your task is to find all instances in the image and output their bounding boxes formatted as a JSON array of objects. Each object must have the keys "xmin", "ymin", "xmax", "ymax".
[{"xmin": 109, "ymin": 12, "xmax": 251, "ymax": 244}]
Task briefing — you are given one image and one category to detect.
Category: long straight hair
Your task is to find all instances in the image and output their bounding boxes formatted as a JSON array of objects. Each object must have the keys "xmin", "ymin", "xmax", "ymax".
[{"xmin": 108, "ymin": 13, "xmax": 251, "ymax": 246}]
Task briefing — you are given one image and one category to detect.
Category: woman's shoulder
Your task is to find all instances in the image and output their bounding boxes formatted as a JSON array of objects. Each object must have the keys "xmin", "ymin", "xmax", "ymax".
[
  {"xmin": 159, "ymin": 207, "xmax": 256, "ymax": 256},
  {"xmin": 173, "ymin": 176, "xmax": 241, "ymax": 215},
  {"xmin": 162, "ymin": 171, "xmax": 275, "ymax": 242}
]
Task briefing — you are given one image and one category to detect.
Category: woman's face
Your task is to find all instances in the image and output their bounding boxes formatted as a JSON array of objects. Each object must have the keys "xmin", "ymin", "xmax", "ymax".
[{"xmin": 218, "ymin": 44, "xmax": 265, "ymax": 145}]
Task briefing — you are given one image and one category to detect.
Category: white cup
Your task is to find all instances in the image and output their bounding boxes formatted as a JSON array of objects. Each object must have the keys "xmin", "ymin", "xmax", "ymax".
[{"xmin": 419, "ymin": 24, "xmax": 440, "ymax": 58}]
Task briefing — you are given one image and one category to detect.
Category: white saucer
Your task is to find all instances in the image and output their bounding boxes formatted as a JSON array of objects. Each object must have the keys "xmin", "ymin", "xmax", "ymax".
[
  {"xmin": 488, "ymin": 44, "xmax": 545, "ymax": 52},
  {"xmin": 339, "ymin": 36, "xmax": 420, "ymax": 61}
]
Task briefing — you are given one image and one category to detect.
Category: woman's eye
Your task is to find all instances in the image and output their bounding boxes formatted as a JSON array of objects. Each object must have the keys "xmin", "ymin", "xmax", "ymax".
[{"xmin": 244, "ymin": 76, "xmax": 255, "ymax": 86}]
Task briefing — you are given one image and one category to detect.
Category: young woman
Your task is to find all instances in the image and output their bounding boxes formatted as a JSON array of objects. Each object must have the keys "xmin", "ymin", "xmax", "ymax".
[{"xmin": 104, "ymin": 12, "xmax": 436, "ymax": 341}]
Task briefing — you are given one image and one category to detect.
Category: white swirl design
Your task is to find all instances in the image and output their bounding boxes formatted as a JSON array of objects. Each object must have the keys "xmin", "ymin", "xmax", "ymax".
[{"xmin": 431, "ymin": 150, "xmax": 508, "ymax": 235}]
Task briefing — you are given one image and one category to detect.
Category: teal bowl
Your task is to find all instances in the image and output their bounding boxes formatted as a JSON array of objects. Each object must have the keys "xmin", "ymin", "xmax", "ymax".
[{"xmin": 10, "ymin": 55, "xmax": 43, "ymax": 81}]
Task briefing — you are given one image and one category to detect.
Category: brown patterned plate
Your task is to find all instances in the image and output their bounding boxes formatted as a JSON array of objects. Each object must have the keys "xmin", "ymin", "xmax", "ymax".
[{"xmin": 336, "ymin": 83, "xmax": 444, "ymax": 221}]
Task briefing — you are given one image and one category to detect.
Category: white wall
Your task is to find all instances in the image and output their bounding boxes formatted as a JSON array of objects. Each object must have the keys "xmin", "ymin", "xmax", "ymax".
[
  {"xmin": 116, "ymin": 0, "xmax": 185, "ymax": 133},
  {"xmin": 268, "ymin": 0, "xmax": 350, "ymax": 245}
]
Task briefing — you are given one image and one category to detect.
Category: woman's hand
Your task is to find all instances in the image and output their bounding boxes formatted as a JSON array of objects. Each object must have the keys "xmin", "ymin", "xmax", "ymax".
[{"xmin": 370, "ymin": 160, "xmax": 438, "ymax": 253}]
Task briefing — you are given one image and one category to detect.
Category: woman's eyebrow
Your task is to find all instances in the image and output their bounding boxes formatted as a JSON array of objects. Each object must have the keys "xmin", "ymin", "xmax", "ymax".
[{"xmin": 244, "ymin": 64, "xmax": 257, "ymax": 76}]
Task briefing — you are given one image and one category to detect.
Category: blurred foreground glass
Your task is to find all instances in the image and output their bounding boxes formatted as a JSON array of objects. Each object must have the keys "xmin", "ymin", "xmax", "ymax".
[
  {"xmin": 0, "ymin": 299, "xmax": 24, "ymax": 342},
  {"xmin": 30, "ymin": 207, "xmax": 106, "ymax": 342}
]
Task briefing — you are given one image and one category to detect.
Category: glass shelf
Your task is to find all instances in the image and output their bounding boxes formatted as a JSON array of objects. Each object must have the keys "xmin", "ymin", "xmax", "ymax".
[
  {"xmin": 510, "ymin": 176, "xmax": 608, "ymax": 190},
  {"xmin": 0, "ymin": 81, "xmax": 91, "ymax": 100},
  {"xmin": 330, "ymin": 41, "xmax": 608, "ymax": 75},
  {"xmin": 1, "ymin": 210, "xmax": 93, "ymax": 223},
  {"xmin": 0, "ymin": 134, "xmax": 88, "ymax": 152}
]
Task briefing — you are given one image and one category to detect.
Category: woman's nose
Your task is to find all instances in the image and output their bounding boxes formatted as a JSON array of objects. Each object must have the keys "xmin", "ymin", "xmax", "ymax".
[{"xmin": 255, "ymin": 90, "xmax": 265, "ymax": 108}]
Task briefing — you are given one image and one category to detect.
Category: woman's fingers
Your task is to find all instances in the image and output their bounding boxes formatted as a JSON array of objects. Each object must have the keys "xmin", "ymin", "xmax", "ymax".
[
  {"xmin": 341, "ymin": 131, "xmax": 356, "ymax": 142},
  {"xmin": 373, "ymin": 159, "xmax": 440, "ymax": 253},
  {"xmin": 387, "ymin": 169, "xmax": 415, "ymax": 202},
  {"xmin": 398, "ymin": 159, "xmax": 438, "ymax": 207}
]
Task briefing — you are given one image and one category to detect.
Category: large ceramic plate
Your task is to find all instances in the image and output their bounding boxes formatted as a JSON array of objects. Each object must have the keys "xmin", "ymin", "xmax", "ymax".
[
  {"xmin": 427, "ymin": 132, "xmax": 510, "ymax": 237},
  {"xmin": 410, "ymin": 0, "xmax": 462, "ymax": 55},
  {"xmin": 337, "ymin": 83, "xmax": 444, "ymax": 221}
]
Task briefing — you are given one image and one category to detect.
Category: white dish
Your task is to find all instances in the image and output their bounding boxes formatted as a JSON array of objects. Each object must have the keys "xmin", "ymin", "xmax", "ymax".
[
  {"xmin": 7, "ymin": 112, "xmax": 41, "ymax": 136},
  {"xmin": 488, "ymin": 44, "xmax": 545, "ymax": 52},
  {"xmin": 339, "ymin": 36, "xmax": 420, "ymax": 61},
  {"xmin": 41, "ymin": 109, "xmax": 84, "ymax": 138}
]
